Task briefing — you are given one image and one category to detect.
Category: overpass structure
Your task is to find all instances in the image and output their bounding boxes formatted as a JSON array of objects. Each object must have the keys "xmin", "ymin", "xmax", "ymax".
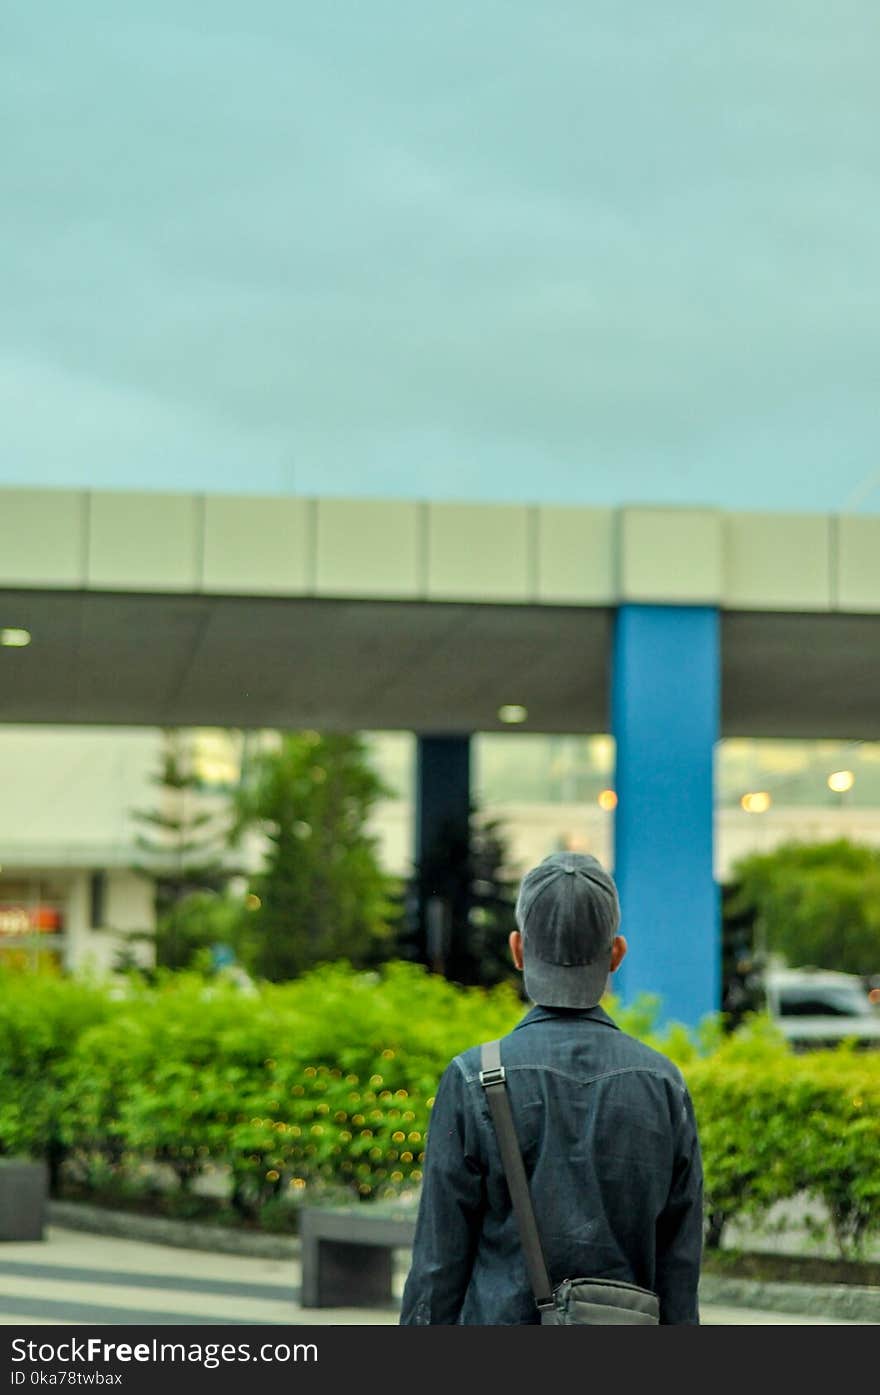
[{"xmin": 3, "ymin": 487, "xmax": 880, "ymax": 1023}]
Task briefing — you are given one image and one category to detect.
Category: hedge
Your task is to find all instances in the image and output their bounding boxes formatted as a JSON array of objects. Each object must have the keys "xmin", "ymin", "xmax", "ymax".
[
  {"xmin": 1, "ymin": 963, "xmax": 878, "ymax": 1256},
  {"xmin": 0, "ymin": 964, "xmax": 522, "ymax": 1219},
  {"xmin": 686, "ymin": 1029, "xmax": 880, "ymax": 1257},
  {"xmin": 0, "ymin": 972, "xmax": 113, "ymax": 1186}
]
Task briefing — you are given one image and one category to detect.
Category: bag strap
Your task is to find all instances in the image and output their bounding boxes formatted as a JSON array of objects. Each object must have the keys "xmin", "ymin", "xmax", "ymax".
[{"xmin": 480, "ymin": 1040, "xmax": 555, "ymax": 1311}]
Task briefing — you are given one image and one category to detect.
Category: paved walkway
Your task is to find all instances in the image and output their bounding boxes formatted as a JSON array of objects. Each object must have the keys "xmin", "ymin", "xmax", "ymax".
[{"xmin": 0, "ymin": 1229, "xmax": 869, "ymax": 1326}]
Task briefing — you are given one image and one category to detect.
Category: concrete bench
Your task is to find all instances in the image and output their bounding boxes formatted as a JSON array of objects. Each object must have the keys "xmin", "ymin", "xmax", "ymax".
[{"xmin": 299, "ymin": 1205, "xmax": 416, "ymax": 1308}]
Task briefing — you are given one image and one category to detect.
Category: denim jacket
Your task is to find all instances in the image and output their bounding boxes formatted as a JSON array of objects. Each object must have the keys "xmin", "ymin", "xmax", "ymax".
[{"xmin": 399, "ymin": 1004, "xmax": 703, "ymax": 1325}]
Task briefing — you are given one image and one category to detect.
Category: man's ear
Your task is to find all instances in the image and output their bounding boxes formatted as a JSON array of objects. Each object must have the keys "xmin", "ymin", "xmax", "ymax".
[
  {"xmin": 610, "ymin": 934, "xmax": 627, "ymax": 974},
  {"xmin": 509, "ymin": 929, "xmax": 524, "ymax": 971}
]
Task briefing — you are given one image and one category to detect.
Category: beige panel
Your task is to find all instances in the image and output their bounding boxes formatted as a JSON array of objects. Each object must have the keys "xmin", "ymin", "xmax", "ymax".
[
  {"xmin": 315, "ymin": 499, "xmax": 420, "ymax": 598},
  {"xmin": 0, "ymin": 489, "xmax": 86, "ymax": 587},
  {"xmin": 619, "ymin": 508, "xmax": 722, "ymax": 603},
  {"xmin": 427, "ymin": 503, "xmax": 530, "ymax": 601},
  {"xmin": 723, "ymin": 512, "xmax": 832, "ymax": 611},
  {"xmin": 203, "ymin": 495, "xmax": 310, "ymax": 594},
  {"xmin": 87, "ymin": 492, "xmax": 201, "ymax": 591},
  {"xmin": 836, "ymin": 516, "xmax": 880, "ymax": 613},
  {"xmin": 535, "ymin": 507, "xmax": 615, "ymax": 604}
]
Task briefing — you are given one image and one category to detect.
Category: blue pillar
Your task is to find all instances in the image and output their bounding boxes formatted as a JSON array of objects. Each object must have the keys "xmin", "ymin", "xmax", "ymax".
[
  {"xmin": 611, "ymin": 605, "xmax": 719, "ymax": 1027},
  {"xmin": 414, "ymin": 735, "xmax": 471, "ymax": 978}
]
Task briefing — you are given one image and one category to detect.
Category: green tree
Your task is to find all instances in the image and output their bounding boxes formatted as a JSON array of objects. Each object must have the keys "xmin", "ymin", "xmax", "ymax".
[
  {"xmin": 131, "ymin": 729, "xmax": 238, "ymax": 970},
  {"xmin": 232, "ymin": 732, "xmax": 398, "ymax": 981},
  {"xmin": 725, "ymin": 839, "xmax": 880, "ymax": 977}
]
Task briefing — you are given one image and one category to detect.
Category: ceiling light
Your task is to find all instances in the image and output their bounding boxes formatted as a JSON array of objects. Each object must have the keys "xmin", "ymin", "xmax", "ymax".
[
  {"xmin": 827, "ymin": 770, "xmax": 855, "ymax": 793},
  {"xmin": 740, "ymin": 791, "xmax": 771, "ymax": 814},
  {"xmin": 1, "ymin": 628, "xmax": 31, "ymax": 647},
  {"xmin": 498, "ymin": 704, "xmax": 528, "ymax": 724}
]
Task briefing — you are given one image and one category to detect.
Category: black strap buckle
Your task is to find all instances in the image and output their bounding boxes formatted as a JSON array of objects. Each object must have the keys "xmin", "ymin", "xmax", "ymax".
[{"xmin": 479, "ymin": 1065, "xmax": 506, "ymax": 1088}]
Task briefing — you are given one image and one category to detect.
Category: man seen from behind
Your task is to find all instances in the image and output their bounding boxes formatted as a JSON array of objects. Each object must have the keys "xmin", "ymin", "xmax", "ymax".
[{"xmin": 399, "ymin": 851, "xmax": 703, "ymax": 1325}]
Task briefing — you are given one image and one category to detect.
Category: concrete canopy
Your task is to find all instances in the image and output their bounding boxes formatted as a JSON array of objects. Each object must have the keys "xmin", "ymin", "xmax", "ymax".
[
  {"xmin": 2, "ymin": 489, "xmax": 880, "ymax": 737},
  {"xmin": 2, "ymin": 589, "xmax": 880, "ymax": 738},
  {"xmin": 0, "ymin": 589, "xmax": 611, "ymax": 732}
]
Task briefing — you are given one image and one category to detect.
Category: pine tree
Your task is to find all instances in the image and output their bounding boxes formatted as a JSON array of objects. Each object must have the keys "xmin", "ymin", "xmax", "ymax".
[
  {"xmin": 232, "ymin": 731, "xmax": 398, "ymax": 981},
  {"xmin": 464, "ymin": 810, "xmax": 521, "ymax": 989},
  {"xmin": 408, "ymin": 804, "xmax": 521, "ymax": 990},
  {"xmin": 131, "ymin": 728, "xmax": 235, "ymax": 969}
]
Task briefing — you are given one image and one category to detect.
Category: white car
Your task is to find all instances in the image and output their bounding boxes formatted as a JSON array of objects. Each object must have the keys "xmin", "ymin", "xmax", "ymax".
[{"xmin": 762, "ymin": 967, "xmax": 880, "ymax": 1049}]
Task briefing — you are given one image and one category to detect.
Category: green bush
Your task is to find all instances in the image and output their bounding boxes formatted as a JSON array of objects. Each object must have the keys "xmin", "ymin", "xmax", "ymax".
[
  {"xmin": 0, "ymin": 970, "xmax": 112, "ymax": 1181},
  {"xmin": 784, "ymin": 1053, "xmax": 880, "ymax": 1258},
  {"xmin": 59, "ymin": 963, "xmax": 523, "ymax": 1216},
  {"xmin": 684, "ymin": 1023, "xmax": 880, "ymax": 1257},
  {"xmin": 683, "ymin": 1023, "xmax": 799, "ymax": 1249}
]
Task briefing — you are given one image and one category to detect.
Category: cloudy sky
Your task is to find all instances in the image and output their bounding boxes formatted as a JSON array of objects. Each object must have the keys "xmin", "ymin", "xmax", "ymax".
[{"xmin": 3, "ymin": 1, "xmax": 880, "ymax": 510}]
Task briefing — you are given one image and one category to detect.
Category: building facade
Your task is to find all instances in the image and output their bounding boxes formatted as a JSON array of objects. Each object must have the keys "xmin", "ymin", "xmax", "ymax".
[{"xmin": 4, "ymin": 488, "xmax": 880, "ymax": 1022}]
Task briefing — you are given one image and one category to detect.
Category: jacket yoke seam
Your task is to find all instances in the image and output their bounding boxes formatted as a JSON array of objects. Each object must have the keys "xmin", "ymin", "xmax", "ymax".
[{"xmin": 455, "ymin": 1059, "xmax": 685, "ymax": 1093}]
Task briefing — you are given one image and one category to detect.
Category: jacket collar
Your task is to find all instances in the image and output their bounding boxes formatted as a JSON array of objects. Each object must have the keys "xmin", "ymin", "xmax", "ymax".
[{"xmin": 513, "ymin": 1002, "xmax": 620, "ymax": 1032}]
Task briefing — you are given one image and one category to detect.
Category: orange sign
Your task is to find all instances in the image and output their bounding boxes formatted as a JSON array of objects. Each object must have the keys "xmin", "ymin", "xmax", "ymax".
[{"xmin": 0, "ymin": 905, "xmax": 64, "ymax": 937}]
